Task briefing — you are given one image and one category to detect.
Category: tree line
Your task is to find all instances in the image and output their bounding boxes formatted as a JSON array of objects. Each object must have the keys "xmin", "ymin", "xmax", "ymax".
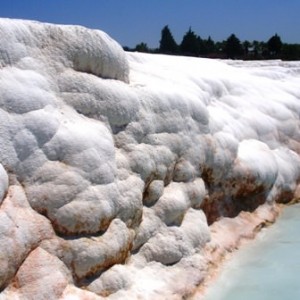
[{"xmin": 124, "ymin": 25, "xmax": 300, "ymax": 61}]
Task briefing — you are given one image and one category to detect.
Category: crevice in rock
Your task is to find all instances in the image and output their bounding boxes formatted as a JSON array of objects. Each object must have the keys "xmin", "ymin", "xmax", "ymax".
[
  {"xmin": 75, "ymin": 265, "xmax": 111, "ymax": 288},
  {"xmin": 201, "ymin": 178, "xmax": 272, "ymax": 225},
  {"xmin": 56, "ymin": 231, "xmax": 107, "ymax": 241},
  {"xmin": 31, "ymin": 205, "xmax": 113, "ymax": 238},
  {"xmin": 0, "ymin": 244, "xmax": 40, "ymax": 292},
  {"xmin": 201, "ymin": 192, "xmax": 268, "ymax": 225},
  {"xmin": 72, "ymin": 241, "xmax": 133, "ymax": 287},
  {"xmin": 111, "ymin": 124, "xmax": 128, "ymax": 135}
]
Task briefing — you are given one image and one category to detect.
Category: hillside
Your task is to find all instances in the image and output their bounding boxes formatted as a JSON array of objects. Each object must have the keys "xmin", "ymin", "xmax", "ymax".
[{"xmin": 0, "ymin": 19, "xmax": 300, "ymax": 299}]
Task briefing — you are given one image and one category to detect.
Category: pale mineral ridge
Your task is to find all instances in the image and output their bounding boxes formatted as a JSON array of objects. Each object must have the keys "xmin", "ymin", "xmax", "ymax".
[{"xmin": 0, "ymin": 18, "xmax": 300, "ymax": 300}]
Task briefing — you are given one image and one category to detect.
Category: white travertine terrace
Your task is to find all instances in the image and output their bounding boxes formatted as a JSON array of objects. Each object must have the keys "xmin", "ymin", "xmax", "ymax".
[{"xmin": 0, "ymin": 18, "xmax": 300, "ymax": 299}]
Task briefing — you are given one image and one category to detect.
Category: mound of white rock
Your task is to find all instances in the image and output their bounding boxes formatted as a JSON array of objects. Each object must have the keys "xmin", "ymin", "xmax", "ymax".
[{"xmin": 0, "ymin": 18, "xmax": 300, "ymax": 299}]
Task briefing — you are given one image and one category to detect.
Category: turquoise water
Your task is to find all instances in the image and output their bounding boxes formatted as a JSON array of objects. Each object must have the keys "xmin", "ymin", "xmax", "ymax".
[{"xmin": 203, "ymin": 204, "xmax": 300, "ymax": 300}]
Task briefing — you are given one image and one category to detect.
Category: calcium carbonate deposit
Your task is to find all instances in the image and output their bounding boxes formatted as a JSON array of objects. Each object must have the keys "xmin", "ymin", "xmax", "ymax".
[{"xmin": 0, "ymin": 18, "xmax": 300, "ymax": 299}]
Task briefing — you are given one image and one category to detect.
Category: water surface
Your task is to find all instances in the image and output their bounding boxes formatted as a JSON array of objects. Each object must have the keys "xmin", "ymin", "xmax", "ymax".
[{"xmin": 203, "ymin": 204, "xmax": 300, "ymax": 300}]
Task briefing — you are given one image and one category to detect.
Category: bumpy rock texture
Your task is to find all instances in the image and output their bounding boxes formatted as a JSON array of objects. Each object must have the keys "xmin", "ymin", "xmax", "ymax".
[{"xmin": 1, "ymin": 18, "xmax": 300, "ymax": 299}]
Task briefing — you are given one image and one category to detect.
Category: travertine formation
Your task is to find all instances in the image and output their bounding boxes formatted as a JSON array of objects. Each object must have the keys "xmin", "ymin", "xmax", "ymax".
[{"xmin": 0, "ymin": 19, "xmax": 300, "ymax": 299}]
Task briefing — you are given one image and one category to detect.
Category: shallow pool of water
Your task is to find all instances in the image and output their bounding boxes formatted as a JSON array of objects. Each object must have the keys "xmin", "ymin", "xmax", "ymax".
[{"xmin": 203, "ymin": 204, "xmax": 300, "ymax": 300}]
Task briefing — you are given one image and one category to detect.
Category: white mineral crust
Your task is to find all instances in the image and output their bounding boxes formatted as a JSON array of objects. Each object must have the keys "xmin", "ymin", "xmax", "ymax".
[{"xmin": 1, "ymin": 18, "xmax": 300, "ymax": 299}]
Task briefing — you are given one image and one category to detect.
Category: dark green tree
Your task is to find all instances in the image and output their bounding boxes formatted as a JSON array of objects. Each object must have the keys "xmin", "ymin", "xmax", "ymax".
[
  {"xmin": 242, "ymin": 40, "xmax": 251, "ymax": 55},
  {"xmin": 206, "ymin": 36, "xmax": 216, "ymax": 53},
  {"xmin": 251, "ymin": 40, "xmax": 268, "ymax": 58},
  {"xmin": 282, "ymin": 44, "xmax": 300, "ymax": 60},
  {"xmin": 267, "ymin": 34, "xmax": 283, "ymax": 57},
  {"xmin": 200, "ymin": 36, "xmax": 216, "ymax": 55},
  {"xmin": 252, "ymin": 40, "xmax": 260, "ymax": 57},
  {"xmin": 215, "ymin": 41, "xmax": 226, "ymax": 52},
  {"xmin": 135, "ymin": 42, "xmax": 149, "ymax": 53},
  {"xmin": 159, "ymin": 25, "xmax": 178, "ymax": 54},
  {"xmin": 224, "ymin": 34, "xmax": 243, "ymax": 58},
  {"xmin": 180, "ymin": 27, "xmax": 201, "ymax": 56}
]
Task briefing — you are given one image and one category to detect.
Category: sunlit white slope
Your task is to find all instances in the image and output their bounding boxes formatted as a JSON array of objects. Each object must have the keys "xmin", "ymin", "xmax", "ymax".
[{"xmin": 0, "ymin": 18, "xmax": 300, "ymax": 299}]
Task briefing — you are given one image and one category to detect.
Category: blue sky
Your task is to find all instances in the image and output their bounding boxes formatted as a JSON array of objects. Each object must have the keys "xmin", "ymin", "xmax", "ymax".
[{"xmin": 1, "ymin": 0, "xmax": 299, "ymax": 48}]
